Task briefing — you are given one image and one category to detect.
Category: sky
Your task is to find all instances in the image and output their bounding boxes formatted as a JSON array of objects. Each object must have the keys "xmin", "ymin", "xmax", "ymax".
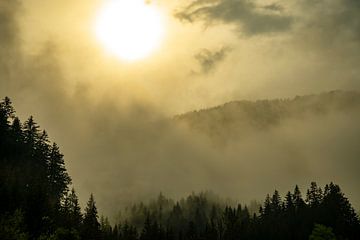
[{"xmin": 1, "ymin": 0, "xmax": 360, "ymax": 217}]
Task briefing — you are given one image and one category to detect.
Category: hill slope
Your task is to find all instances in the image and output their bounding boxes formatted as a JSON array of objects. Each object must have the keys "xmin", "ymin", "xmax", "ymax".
[{"xmin": 175, "ymin": 90, "xmax": 360, "ymax": 140}]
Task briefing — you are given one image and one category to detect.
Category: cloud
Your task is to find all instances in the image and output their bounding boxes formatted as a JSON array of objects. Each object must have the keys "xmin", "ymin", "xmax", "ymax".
[
  {"xmin": 0, "ymin": 0, "xmax": 21, "ymax": 83},
  {"xmin": 174, "ymin": 0, "xmax": 293, "ymax": 36},
  {"xmin": 194, "ymin": 46, "xmax": 231, "ymax": 74},
  {"xmin": 0, "ymin": 0, "xmax": 20, "ymax": 48},
  {"xmin": 280, "ymin": 0, "xmax": 360, "ymax": 80},
  {"xmin": 296, "ymin": 0, "xmax": 360, "ymax": 43},
  {"xmin": 263, "ymin": 3, "xmax": 284, "ymax": 12},
  {"xmin": 1, "ymin": 0, "xmax": 360, "ymax": 220}
]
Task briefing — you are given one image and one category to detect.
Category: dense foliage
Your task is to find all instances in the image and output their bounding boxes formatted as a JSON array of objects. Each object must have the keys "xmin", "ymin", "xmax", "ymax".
[
  {"xmin": 0, "ymin": 97, "xmax": 97, "ymax": 239},
  {"xmin": 1, "ymin": 97, "xmax": 359, "ymax": 239},
  {"xmin": 109, "ymin": 183, "xmax": 360, "ymax": 240}
]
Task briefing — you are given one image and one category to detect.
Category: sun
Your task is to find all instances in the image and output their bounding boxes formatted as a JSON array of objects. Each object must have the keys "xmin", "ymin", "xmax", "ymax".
[{"xmin": 95, "ymin": 0, "xmax": 165, "ymax": 61}]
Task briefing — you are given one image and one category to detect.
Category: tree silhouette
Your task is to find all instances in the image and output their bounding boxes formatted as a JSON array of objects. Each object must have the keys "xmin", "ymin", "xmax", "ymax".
[
  {"xmin": 1, "ymin": 96, "xmax": 360, "ymax": 240},
  {"xmin": 48, "ymin": 143, "xmax": 71, "ymax": 206},
  {"xmin": 82, "ymin": 194, "xmax": 101, "ymax": 240},
  {"xmin": 61, "ymin": 188, "xmax": 82, "ymax": 231}
]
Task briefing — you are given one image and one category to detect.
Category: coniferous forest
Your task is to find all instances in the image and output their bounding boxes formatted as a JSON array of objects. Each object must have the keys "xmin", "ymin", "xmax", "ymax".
[{"xmin": 1, "ymin": 96, "xmax": 360, "ymax": 240}]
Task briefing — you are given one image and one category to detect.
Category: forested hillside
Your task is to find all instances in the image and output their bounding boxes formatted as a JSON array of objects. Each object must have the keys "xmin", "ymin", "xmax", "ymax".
[
  {"xmin": 1, "ymin": 96, "xmax": 360, "ymax": 240},
  {"xmin": 176, "ymin": 90, "xmax": 360, "ymax": 141},
  {"xmin": 0, "ymin": 97, "xmax": 102, "ymax": 240},
  {"xmin": 111, "ymin": 183, "xmax": 360, "ymax": 240}
]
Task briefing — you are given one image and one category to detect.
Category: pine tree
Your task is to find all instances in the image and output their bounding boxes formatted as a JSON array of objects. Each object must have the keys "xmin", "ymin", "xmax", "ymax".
[
  {"xmin": 168, "ymin": 202, "xmax": 185, "ymax": 237},
  {"xmin": 0, "ymin": 97, "xmax": 15, "ymax": 121},
  {"xmin": 293, "ymin": 185, "xmax": 305, "ymax": 210},
  {"xmin": 223, "ymin": 206, "xmax": 239, "ymax": 240},
  {"xmin": 100, "ymin": 216, "xmax": 113, "ymax": 240},
  {"xmin": 321, "ymin": 183, "xmax": 360, "ymax": 239},
  {"xmin": 82, "ymin": 194, "xmax": 101, "ymax": 240},
  {"xmin": 48, "ymin": 143, "xmax": 71, "ymax": 204},
  {"xmin": 0, "ymin": 98, "xmax": 11, "ymax": 148},
  {"xmin": 10, "ymin": 117, "xmax": 23, "ymax": 143},
  {"xmin": 271, "ymin": 190, "xmax": 282, "ymax": 214},
  {"xmin": 285, "ymin": 191, "xmax": 294, "ymax": 211},
  {"xmin": 23, "ymin": 116, "xmax": 40, "ymax": 147},
  {"xmin": 21, "ymin": 117, "xmax": 52, "ymax": 237},
  {"xmin": 61, "ymin": 188, "xmax": 82, "ymax": 231},
  {"xmin": 306, "ymin": 182, "xmax": 323, "ymax": 207},
  {"xmin": 262, "ymin": 194, "xmax": 271, "ymax": 217}
]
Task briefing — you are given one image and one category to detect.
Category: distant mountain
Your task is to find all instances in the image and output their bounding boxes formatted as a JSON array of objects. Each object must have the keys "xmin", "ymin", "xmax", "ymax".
[{"xmin": 175, "ymin": 90, "xmax": 360, "ymax": 141}]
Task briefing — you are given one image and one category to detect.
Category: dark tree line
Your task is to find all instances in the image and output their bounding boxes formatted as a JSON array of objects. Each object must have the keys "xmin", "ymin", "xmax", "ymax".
[
  {"xmin": 1, "ymin": 97, "xmax": 360, "ymax": 239},
  {"xmin": 108, "ymin": 184, "xmax": 359, "ymax": 240},
  {"xmin": 0, "ymin": 97, "xmax": 102, "ymax": 239}
]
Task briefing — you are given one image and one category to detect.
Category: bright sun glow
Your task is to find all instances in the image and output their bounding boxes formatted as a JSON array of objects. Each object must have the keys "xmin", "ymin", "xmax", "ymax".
[{"xmin": 95, "ymin": 0, "xmax": 165, "ymax": 61}]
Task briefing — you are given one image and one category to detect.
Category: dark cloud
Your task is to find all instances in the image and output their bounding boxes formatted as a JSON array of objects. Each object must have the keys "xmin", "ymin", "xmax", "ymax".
[
  {"xmin": 174, "ymin": 0, "xmax": 293, "ymax": 36},
  {"xmin": 263, "ymin": 3, "xmax": 283, "ymax": 12},
  {"xmin": 297, "ymin": 0, "xmax": 360, "ymax": 43},
  {"xmin": 194, "ymin": 46, "xmax": 231, "ymax": 74},
  {"xmin": 283, "ymin": 0, "xmax": 360, "ymax": 80}
]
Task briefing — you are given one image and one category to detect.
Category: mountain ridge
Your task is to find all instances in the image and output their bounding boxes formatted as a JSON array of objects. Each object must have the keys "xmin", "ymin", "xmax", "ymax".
[{"xmin": 175, "ymin": 90, "xmax": 360, "ymax": 140}]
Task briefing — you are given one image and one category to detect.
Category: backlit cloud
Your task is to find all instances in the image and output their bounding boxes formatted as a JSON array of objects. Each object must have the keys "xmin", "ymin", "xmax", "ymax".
[{"xmin": 175, "ymin": 0, "xmax": 293, "ymax": 36}]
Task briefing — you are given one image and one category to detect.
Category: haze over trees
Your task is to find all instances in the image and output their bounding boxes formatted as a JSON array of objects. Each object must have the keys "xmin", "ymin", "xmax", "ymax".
[
  {"xmin": 1, "ymin": 0, "xmax": 360, "ymax": 238},
  {"xmin": 176, "ymin": 90, "xmax": 360, "ymax": 142},
  {"xmin": 111, "ymin": 183, "xmax": 359, "ymax": 240},
  {"xmin": 1, "ymin": 96, "xmax": 360, "ymax": 239}
]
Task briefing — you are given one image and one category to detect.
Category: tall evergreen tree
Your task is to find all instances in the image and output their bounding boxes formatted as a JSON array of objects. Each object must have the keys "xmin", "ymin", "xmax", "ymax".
[
  {"xmin": 23, "ymin": 116, "xmax": 39, "ymax": 146},
  {"xmin": 62, "ymin": 188, "xmax": 82, "ymax": 231},
  {"xmin": 100, "ymin": 216, "xmax": 113, "ymax": 240},
  {"xmin": 285, "ymin": 191, "xmax": 294, "ymax": 211},
  {"xmin": 262, "ymin": 194, "xmax": 271, "ymax": 217},
  {"xmin": 48, "ymin": 143, "xmax": 71, "ymax": 204},
  {"xmin": 293, "ymin": 185, "xmax": 305, "ymax": 210},
  {"xmin": 306, "ymin": 182, "xmax": 323, "ymax": 207},
  {"xmin": 271, "ymin": 190, "xmax": 282, "ymax": 214},
  {"xmin": 320, "ymin": 183, "xmax": 360, "ymax": 239},
  {"xmin": 82, "ymin": 194, "xmax": 101, "ymax": 240},
  {"xmin": 0, "ymin": 97, "xmax": 15, "ymax": 121}
]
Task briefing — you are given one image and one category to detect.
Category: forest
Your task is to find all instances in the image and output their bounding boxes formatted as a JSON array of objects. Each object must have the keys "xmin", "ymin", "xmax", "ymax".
[
  {"xmin": 176, "ymin": 90, "xmax": 360, "ymax": 143},
  {"xmin": 1, "ymin": 96, "xmax": 360, "ymax": 240}
]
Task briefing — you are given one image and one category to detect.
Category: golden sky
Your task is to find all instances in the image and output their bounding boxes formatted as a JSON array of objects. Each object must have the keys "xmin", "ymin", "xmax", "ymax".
[
  {"xmin": 1, "ymin": 0, "xmax": 360, "ymax": 216},
  {"xmin": 11, "ymin": 0, "xmax": 359, "ymax": 115}
]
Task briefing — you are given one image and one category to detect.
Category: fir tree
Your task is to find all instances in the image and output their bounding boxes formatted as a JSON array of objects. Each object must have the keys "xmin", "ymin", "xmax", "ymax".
[
  {"xmin": 82, "ymin": 194, "xmax": 101, "ymax": 240},
  {"xmin": 48, "ymin": 143, "xmax": 71, "ymax": 203}
]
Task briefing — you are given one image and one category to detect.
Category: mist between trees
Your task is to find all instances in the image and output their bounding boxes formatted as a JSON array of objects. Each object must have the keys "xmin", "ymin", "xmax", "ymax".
[{"xmin": 1, "ymin": 96, "xmax": 360, "ymax": 240}]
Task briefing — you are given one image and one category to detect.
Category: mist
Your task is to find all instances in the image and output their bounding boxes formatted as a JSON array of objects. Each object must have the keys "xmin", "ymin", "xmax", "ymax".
[{"xmin": 1, "ymin": 0, "xmax": 360, "ymax": 221}]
